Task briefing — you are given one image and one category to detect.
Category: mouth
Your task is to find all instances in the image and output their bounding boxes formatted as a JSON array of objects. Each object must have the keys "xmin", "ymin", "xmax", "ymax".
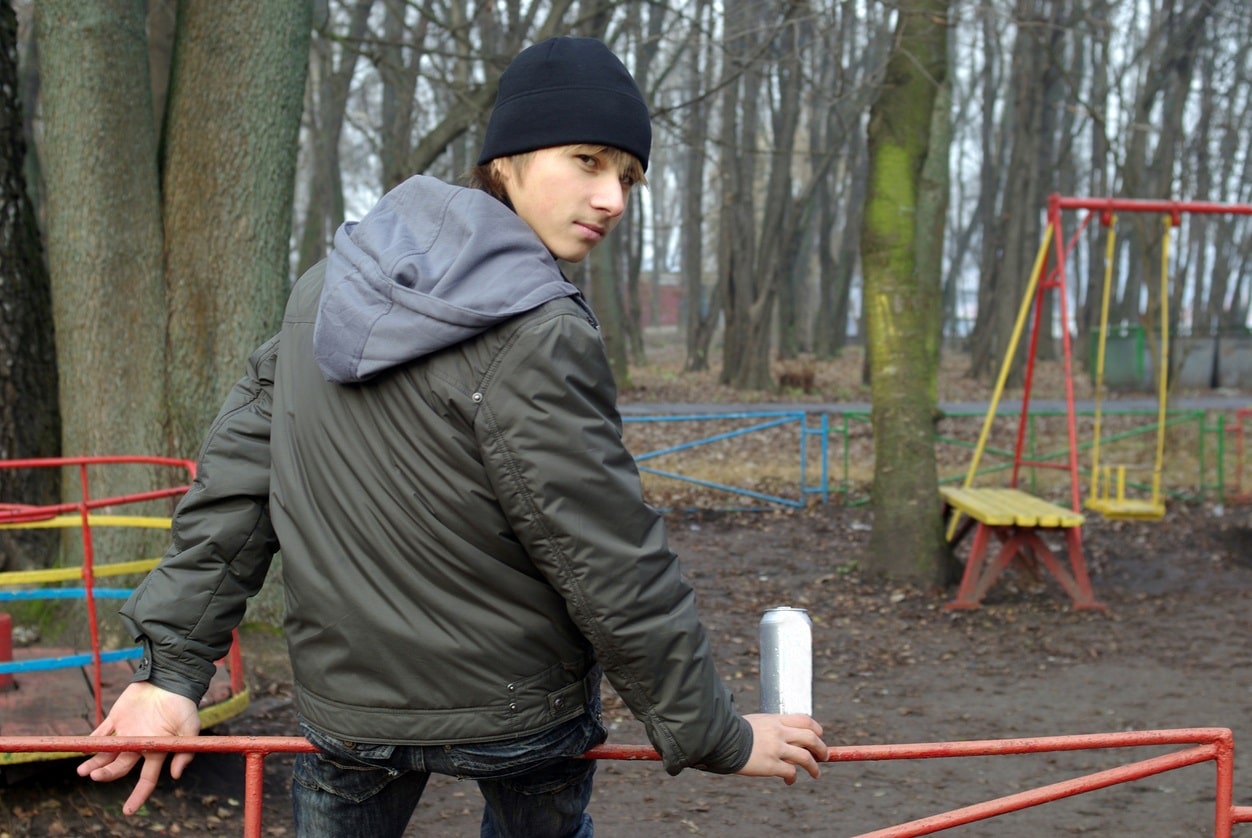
[{"xmin": 576, "ymin": 221, "xmax": 607, "ymax": 241}]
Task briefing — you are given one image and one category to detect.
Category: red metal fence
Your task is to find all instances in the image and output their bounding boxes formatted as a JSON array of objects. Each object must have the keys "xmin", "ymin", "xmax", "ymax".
[{"xmin": 4, "ymin": 727, "xmax": 1251, "ymax": 837}]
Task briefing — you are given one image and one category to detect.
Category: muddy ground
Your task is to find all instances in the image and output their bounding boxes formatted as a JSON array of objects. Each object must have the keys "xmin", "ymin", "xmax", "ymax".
[{"xmin": 4, "ymin": 499, "xmax": 1252, "ymax": 837}]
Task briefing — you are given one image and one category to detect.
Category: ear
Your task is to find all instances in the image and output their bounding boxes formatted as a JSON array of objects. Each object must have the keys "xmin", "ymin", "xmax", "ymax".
[{"xmin": 491, "ymin": 158, "xmax": 513, "ymax": 187}]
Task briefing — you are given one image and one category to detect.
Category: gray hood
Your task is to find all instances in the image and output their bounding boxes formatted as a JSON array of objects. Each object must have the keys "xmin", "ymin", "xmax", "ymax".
[{"xmin": 314, "ymin": 174, "xmax": 577, "ymax": 383}]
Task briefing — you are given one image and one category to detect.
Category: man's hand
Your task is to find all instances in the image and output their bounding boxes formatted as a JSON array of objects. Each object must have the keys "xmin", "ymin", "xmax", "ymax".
[
  {"xmin": 736, "ymin": 713, "xmax": 828, "ymax": 784},
  {"xmin": 76, "ymin": 681, "xmax": 201, "ymax": 815}
]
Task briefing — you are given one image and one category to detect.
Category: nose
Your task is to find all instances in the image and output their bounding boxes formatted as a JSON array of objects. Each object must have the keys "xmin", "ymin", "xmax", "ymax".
[{"xmin": 592, "ymin": 175, "xmax": 627, "ymax": 218}]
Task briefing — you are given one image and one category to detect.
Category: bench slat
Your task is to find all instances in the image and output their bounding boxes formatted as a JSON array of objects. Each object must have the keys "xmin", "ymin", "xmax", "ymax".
[{"xmin": 940, "ymin": 486, "xmax": 1084, "ymax": 528}]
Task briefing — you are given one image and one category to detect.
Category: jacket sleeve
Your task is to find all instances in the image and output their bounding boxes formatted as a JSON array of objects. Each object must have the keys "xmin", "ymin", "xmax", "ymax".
[
  {"xmin": 120, "ymin": 336, "xmax": 282, "ymax": 702},
  {"xmin": 477, "ymin": 305, "xmax": 753, "ymax": 775}
]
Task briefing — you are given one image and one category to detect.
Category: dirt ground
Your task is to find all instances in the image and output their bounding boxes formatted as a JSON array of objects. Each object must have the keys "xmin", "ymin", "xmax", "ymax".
[{"xmin": 5, "ymin": 499, "xmax": 1252, "ymax": 837}]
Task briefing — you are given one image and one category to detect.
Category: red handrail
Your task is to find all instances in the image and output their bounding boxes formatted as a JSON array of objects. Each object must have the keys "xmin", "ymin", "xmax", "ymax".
[{"xmin": 5, "ymin": 728, "xmax": 1252, "ymax": 837}]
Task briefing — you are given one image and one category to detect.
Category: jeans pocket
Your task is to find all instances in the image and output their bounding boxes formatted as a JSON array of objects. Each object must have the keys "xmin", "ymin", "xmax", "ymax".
[
  {"xmin": 495, "ymin": 752, "xmax": 598, "ymax": 797},
  {"xmin": 445, "ymin": 708, "xmax": 607, "ymax": 780},
  {"xmin": 294, "ymin": 724, "xmax": 399, "ymax": 804}
]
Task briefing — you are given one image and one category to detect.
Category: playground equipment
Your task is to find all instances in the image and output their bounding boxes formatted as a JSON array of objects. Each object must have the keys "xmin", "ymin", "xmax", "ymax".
[
  {"xmin": 944, "ymin": 195, "xmax": 1252, "ymax": 609},
  {"xmin": 1086, "ymin": 212, "xmax": 1172, "ymax": 520},
  {"xmin": 4, "ymin": 728, "xmax": 1252, "ymax": 836},
  {"xmin": 1228, "ymin": 407, "xmax": 1252, "ymax": 505},
  {"xmin": 0, "ymin": 456, "xmax": 249, "ymax": 766}
]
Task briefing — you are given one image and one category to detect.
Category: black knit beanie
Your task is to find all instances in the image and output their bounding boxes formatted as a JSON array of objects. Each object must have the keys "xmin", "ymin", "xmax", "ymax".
[{"xmin": 476, "ymin": 37, "xmax": 651, "ymax": 170}]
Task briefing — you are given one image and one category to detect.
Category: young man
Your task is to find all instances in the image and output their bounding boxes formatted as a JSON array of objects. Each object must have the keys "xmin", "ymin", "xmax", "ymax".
[{"xmin": 78, "ymin": 37, "xmax": 827, "ymax": 837}]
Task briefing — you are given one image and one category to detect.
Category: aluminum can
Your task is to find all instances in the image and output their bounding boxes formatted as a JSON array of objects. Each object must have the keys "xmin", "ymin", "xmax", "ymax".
[{"xmin": 758, "ymin": 606, "xmax": 812, "ymax": 715}]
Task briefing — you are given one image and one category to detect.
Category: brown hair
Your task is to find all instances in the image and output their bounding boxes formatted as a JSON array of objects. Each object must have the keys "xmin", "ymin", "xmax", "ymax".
[{"xmin": 467, "ymin": 145, "xmax": 646, "ymax": 204}]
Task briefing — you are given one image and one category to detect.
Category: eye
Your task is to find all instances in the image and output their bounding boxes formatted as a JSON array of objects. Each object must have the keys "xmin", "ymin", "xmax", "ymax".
[{"xmin": 576, "ymin": 154, "xmax": 599, "ymax": 168}]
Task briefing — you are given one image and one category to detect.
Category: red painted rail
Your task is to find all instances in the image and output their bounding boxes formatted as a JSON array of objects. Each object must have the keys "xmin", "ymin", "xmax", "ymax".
[{"xmin": 4, "ymin": 728, "xmax": 1251, "ymax": 837}]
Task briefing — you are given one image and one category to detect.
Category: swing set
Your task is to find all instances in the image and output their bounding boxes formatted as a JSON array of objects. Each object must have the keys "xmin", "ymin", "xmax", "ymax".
[
  {"xmin": 1086, "ymin": 210, "xmax": 1172, "ymax": 520},
  {"xmin": 942, "ymin": 194, "xmax": 1252, "ymax": 609}
]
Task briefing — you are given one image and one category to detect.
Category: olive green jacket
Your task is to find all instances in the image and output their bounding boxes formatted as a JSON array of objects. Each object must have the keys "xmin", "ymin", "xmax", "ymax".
[{"xmin": 122, "ymin": 176, "xmax": 751, "ymax": 775}]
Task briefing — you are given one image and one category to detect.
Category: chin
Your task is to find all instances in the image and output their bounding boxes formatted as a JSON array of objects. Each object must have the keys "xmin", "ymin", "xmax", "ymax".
[{"xmin": 554, "ymin": 247, "xmax": 592, "ymax": 264}]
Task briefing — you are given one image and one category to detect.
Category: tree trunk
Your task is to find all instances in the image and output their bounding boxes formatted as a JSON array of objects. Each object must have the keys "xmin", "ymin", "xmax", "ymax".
[
  {"xmin": 682, "ymin": 1, "xmax": 717, "ymax": 372},
  {"xmin": 719, "ymin": 3, "xmax": 810, "ymax": 391},
  {"xmin": 621, "ymin": 8, "xmax": 666, "ymax": 366},
  {"xmin": 1117, "ymin": 2, "xmax": 1214, "ymax": 337},
  {"xmin": 716, "ymin": 1, "xmax": 764, "ymax": 389},
  {"xmin": 916, "ymin": 73, "xmax": 951, "ymax": 393},
  {"xmin": 966, "ymin": 8, "xmax": 1008, "ymax": 380},
  {"xmin": 860, "ymin": 0, "xmax": 950, "ymax": 587},
  {"xmin": 377, "ymin": 0, "xmax": 428, "ymax": 192},
  {"xmin": 968, "ymin": 0, "xmax": 1050, "ymax": 387},
  {"xmin": 1030, "ymin": 0, "xmax": 1069, "ymax": 363},
  {"xmin": 812, "ymin": 6, "xmax": 876, "ymax": 360},
  {"xmin": 146, "ymin": 0, "xmax": 176, "ymax": 143},
  {"xmin": 588, "ymin": 239, "xmax": 632, "ymax": 388},
  {"xmin": 295, "ymin": 0, "xmax": 373, "ymax": 277},
  {"xmin": 0, "ymin": 0, "xmax": 59, "ymax": 570},
  {"xmin": 1080, "ymin": 0, "xmax": 1112, "ymax": 368},
  {"xmin": 162, "ymin": 1, "xmax": 312, "ymax": 455},
  {"xmin": 36, "ymin": 0, "xmax": 168, "ymax": 565},
  {"xmin": 623, "ymin": 200, "xmax": 647, "ymax": 366}
]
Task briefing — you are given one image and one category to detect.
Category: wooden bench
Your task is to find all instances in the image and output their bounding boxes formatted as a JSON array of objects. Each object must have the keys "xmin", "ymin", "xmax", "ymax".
[
  {"xmin": 940, "ymin": 486, "xmax": 1102, "ymax": 610},
  {"xmin": 941, "ymin": 487, "xmax": 1084, "ymax": 528}
]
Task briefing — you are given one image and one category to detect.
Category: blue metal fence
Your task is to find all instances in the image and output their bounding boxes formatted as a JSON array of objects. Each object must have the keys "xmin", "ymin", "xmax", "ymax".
[{"xmin": 623, "ymin": 406, "xmax": 1232, "ymax": 511}]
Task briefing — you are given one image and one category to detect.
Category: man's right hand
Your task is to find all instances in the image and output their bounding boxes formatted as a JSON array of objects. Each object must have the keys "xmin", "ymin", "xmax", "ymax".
[
  {"xmin": 737, "ymin": 713, "xmax": 828, "ymax": 784},
  {"xmin": 76, "ymin": 681, "xmax": 201, "ymax": 815}
]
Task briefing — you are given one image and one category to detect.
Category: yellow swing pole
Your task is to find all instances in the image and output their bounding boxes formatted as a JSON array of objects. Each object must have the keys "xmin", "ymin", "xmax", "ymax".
[
  {"xmin": 1151, "ymin": 216, "xmax": 1173, "ymax": 508},
  {"xmin": 945, "ymin": 222, "xmax": 1055, "ymax": 541},
  {"xmin": 1087, "ymin": 217, "xmax": 1117, "ymax": 506}
]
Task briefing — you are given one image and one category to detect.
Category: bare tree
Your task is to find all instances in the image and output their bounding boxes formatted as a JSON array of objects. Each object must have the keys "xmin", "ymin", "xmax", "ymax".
[
  {"xmin": 36, "ymin": 0, "xmax": 168, "ymax": 484},
  {"xmin": 860, "ymin": 0, "xmax": 951, "ymax": 586},
  {"xmin": 812, "ymin": 3, "xmax": 886, "ymax": 361},
  {"xmin": 715, "ymin": 1, "xmax": 814, "ymax": 390},
  {"xmin": 295, "ymin": 0, "xmax": 375, "ymax": 277},
  {"xmin": 32, "ymin": 0, "xmax": 311, "ymax": 575},
  {"xmin": 162, "ymin": 2, "xmax": 313, "ymax": 454},
  {"xmin": 0, "ymin": 0, "xmax": 58, "ymax": 570},
  {"xmin": 680, "ymin": 0, "xmax": 718, "ymax": 372},
  {"xmin": 967, "ymin": 0, "xmax": 1060, "ymax": 385}
]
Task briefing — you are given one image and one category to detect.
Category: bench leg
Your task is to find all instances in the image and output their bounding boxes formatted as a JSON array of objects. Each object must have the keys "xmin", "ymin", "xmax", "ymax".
[
  {"xmin": 1064, "ymin": 527, "xmax": 1103, "ymax": 610},
  {"xmin": 946, "ymin": 523, "xmax": 995, "ymax": 609},
  {"xmin": 946, "ymin": 525, "xmax": 1105, "ymax": 611}
]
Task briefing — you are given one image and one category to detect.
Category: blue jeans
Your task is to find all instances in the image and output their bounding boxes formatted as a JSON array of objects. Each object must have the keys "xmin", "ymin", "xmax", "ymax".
[{"xmin": 291, "ymin": 700, "xmax": 607, "ymax": 838}]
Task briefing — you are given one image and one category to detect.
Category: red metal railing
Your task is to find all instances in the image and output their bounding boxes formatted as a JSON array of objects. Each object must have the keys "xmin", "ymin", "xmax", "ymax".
[
  {"xmin": 1, "ymin": 456, "xmax": 202, "ymax": 728},
  {"xmin": 4, "ymin": 727, "xmax": 1251, "ymax": 837},
  {"xmin": 0, "ymin": 455, "xmax": 197, "ymax": 525},
  {"xmin": 1228, "ymin": 408, "xmax": 1252, "ymax": 504}
]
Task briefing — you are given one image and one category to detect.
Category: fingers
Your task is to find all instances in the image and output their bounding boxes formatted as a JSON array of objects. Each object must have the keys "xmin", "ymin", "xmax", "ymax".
[
  {"xmin": 777, "ymin": 713, "xmax": 825, "ymax": 740},
  {"xmin": 77, "ymin": 751, "xmax": 115, "ymax": 777},
  {"xmin": 77, "ymin": 742, "xmax": 179, "ymax": 815},
  {"xmin": 779, "ymin": 739, "xmax": 822, "ymax": 782},
  {"xmin": 740, "ymin": 713, "xmax": 830, "ymax": 783},
  {"xmin": 76, "ymin": 718, "xmax": 117, "ymax": 776},
  {"xmin": 122, "ymin": 753, "xmax": 167, "ymax": 816},
  {"xmin": 77, "ymin": 724, "xmax": 139, "ymax": 781},
  {"xmin": 81, "ymin": 750, "xmax": 142, "ymax": 783},
  {"xmin": 74, "ymin": 683, "xmax": 202, "ymax": 815},
  {"xmin": 794, "ymin": 728, "xmax": 830, "ymax": 764},
  {"xmin": 793, "ymin": 743, "xmax": 823, "ymax": 780},
  {"xmin": 169, "ymin": 750, "xmax": 196, "ymax": 780}
]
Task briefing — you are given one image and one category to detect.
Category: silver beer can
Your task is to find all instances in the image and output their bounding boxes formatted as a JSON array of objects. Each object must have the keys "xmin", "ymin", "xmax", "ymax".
[{"xmin": 759, "ymin": 606, "xmax": 812, "ymax": 715}]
